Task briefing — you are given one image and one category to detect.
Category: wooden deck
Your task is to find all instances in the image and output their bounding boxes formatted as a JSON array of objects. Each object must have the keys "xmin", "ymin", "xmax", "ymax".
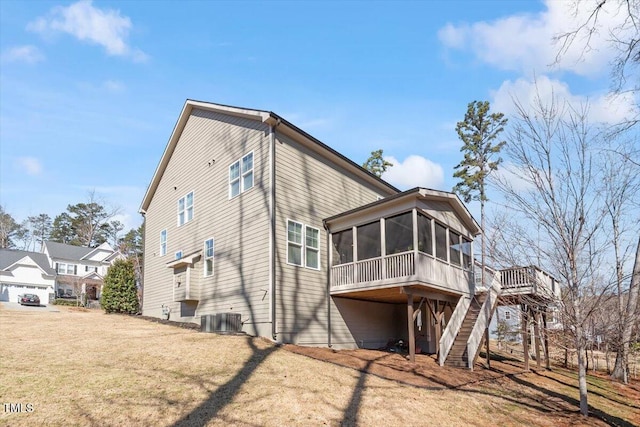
[{"xmin": 330, "ymin": 250, "xmax": 474, "ymax": 299}]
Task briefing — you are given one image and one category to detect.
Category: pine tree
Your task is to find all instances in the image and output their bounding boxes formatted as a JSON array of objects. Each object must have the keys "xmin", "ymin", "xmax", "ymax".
[
  {"xmin": 362, "ymin": 149, "xmax": 393, "ymax": 177},
  {"xmin": 101, "ymin": 259, "xmax": 139, "ymax": 314},
  {"xmin": 453, "ymin": 100, "xmax": 507, "ymax": 367}
]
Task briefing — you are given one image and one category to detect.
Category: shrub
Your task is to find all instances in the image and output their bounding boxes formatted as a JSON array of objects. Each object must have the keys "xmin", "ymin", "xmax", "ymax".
[
  {"xmin": 101, "ymin": 259, "xmax": 139, "ymax": 314},
  {"xmin": 53, "ymin": 299, "xmax": 79, "ymax": 306}
]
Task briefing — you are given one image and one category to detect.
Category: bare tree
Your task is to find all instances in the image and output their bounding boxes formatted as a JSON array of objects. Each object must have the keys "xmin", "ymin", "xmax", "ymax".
[
  {"xmin": 600, "ymin": 147, "xmax": 640, "ymax": 382},
  {"xmin": 493, "ymin": 91, "xmax": 606, "ymax": 416},
  {"xmin": 554, "ymin": 0, "xmax": 640, "ymax": 131}
]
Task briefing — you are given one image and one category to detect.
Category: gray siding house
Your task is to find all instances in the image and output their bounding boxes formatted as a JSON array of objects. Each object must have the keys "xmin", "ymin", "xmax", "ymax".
[{"xmin": 140, "ymin": 100, "xmax": 559, "ymax": 367}]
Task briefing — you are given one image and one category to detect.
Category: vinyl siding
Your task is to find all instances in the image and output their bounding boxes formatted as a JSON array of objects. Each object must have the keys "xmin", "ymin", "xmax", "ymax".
[
  {"xmin": 274, "ymin": 131, "xmax": 391, "ymax": 346},
  {"xmin": 143, "ymin": 109, "xmax": 271, "ymax": 334}
]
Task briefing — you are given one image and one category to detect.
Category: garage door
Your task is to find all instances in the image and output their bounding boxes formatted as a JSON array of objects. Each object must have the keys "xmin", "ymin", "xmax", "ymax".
[{"xmin": 0, "ymin": 284, "xmax": 53, "ymax": 305}]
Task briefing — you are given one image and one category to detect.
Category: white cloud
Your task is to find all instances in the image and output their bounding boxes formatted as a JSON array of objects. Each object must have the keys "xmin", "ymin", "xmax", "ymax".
[
  {"xmin": 2, "ymin": 45, "xmax": 45, "ymax": 63},
  {"xmin": 27, "ymin": 0, "xmax": 147, "ymax": 61},
  {"xmin": 103, "ymin": 79, "xmax": 125, "ymax": 92},
  {"xmin": 382, "ymin": 155, "xmax": 444, "ymax": 190},
  {"xmin": 492, "ymin": 75, "xmax": 638, "ymax": 125},
  {"xmin": 16, "ymin": 157, "xmax": 43, "ymax": 176},
  {"xmin": 438, "ymin": 0, "xmax": 630, "ymax": 77}
]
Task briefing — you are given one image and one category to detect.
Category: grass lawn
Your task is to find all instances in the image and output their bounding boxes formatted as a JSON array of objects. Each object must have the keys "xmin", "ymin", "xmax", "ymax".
[{"xmin": 1, "ymin": 304, "xmax": 639, "ymax": 426}]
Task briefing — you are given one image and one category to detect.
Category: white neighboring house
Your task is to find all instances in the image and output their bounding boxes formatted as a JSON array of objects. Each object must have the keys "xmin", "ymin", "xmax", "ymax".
[
  {"xmin": 42, "ymin": 241, "xmax": 123, "ymax": 302},
  {"xmin": 0, "ymin": 249, "xmax": 56, "ymax": 304}
]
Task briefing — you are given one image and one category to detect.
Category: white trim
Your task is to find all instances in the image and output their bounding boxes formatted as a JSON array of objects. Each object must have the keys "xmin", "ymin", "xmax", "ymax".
[
  {"xmin": 286, "ymin": 219, "xmax": 303, "ymax": 267},
  {"xmin": 228, "ymin": 151, "xmax": 254, "ymax": 199},
  {"xmin": 305, "ymin": 225, "xmax": 321, "ymax": 270},
  {"xmin": 177, "ymin": 191, "xmax": 194, "ymax": 226},
  {"xmin": 160, "ymin": 229, "xmax": 167, "ymax": 256},
  {"xmin": 203, "ymin": 238, "xmax": 214, "ymax": 277},
  {"xmin": 286, "ymin": 219, "xmax": 321, "ymax": 271}
]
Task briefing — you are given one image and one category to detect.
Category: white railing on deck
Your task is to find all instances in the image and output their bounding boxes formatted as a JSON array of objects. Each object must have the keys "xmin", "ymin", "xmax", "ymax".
[
  {"xmin": 332, "ymin": 251, "xmax": 416, "ymax": 287},
  {"xmin": 438, "ymin": 296, "xmax": 471, "ymax": 366},
  {"xmin": 385, "ymin": 252, "xmax": 415, "ymax": 278},
  {"xmin": 331, "ymin": 263, "xmax": 354, "ymax": 288},
  {"xmin": 357, "ymin": 258, "xmax": 382, "ymax": 282},
  {"xmin": 500, "ymin": 266, "xmax": 558, "ymax": 299}
]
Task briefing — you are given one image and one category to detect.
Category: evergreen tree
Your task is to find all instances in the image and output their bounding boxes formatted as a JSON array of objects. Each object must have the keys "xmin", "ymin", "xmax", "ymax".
[
  {"xmin": 362, "ymin": 149, "xmax": 393, "ymax": 177},
  {"xmin": 0, "ymin": 206, "xmax": 24, "ymax": 249},
  {"xmin": 101, "ymin": 259, "xmax": 139, "ymax": 314},
  {"xmin": 452, "ymin": 100, "xmax": 507, "ymax": 367}
]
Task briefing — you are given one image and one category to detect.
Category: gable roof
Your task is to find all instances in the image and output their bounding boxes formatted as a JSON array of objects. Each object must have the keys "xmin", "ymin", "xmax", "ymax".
[
  {"xmin": 43, "ymin": 241, "xmax": 116, "ymax": 262},
  {"xmin": 44, "ymin": 241, "xmax": 93, "ymax": 261},
  {"xmin": 139, "ymin": 99, "xmax": 399, "ymax": 213},
  {"xmin": 324, "ymin": 187, "xmax": 481, "ymax": 236},
  {"xmin": 0, "ymin": 249, "xmax": 56, "ymax": 275}
]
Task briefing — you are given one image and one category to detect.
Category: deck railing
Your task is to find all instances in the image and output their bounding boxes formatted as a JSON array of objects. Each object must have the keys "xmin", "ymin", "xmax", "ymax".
[
  {"xmin": 331, "ymin": 251, "xmax": 471, "ymax": 295},
  {"xmin": 500, "ymin": 266, "xmax": 557, "ymax": 299}
]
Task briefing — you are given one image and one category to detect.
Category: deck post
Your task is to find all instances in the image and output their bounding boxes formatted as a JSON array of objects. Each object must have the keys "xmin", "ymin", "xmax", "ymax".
[
  {"xmin": 521, "ymin": 302, "xmax": 530, "ymax": 371},
  {"xmin": 533, "ymin": 307, "xmax": 542, "ymax": 369},
  {"xmin": 542, "ymin": 311, "xmax": 550, "ymax": 369},
  {"xmin": 407, "ymin": 293, "xmax": 415, "ymax": 362},
  {"xmin": 434, "ymin": 303, "xmax": 443, "ymax": 359}
]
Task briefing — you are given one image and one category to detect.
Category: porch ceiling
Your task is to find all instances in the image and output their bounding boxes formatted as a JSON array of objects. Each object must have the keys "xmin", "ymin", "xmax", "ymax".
[{"xmin": 333, "ymin": 285, "xmax": 460, "ymax": 304}]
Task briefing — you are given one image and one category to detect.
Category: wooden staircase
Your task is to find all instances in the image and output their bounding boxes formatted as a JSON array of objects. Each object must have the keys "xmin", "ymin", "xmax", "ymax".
[{"xmin": 444, "ymin": 294, "xmax": 486, "ymax": 368}]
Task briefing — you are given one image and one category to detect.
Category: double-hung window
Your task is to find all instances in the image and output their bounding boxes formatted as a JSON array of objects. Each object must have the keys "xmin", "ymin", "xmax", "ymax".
[
  {"xmin": 305, "ymin": 226, "xmax": 319, "ymax": 269},
  {"xmin": 178, "ymin": 192, "xmax": 194, "ymax": 226},
  {"xmin": 287, "ymin": 220, "xmax": 320, "ymax": 270},
  {"xmin": 229, "ymin": 152, "xmax": 254, "ymax": 198},
  {"xmin": 160, "ymin": 230, "xmax": 167, "ymax": 256},
  {"xmin": 56, "ymin": 263, "xmax": 76, "ymax": 275},
  {"xmin": 204, "ymin": 238, "xmax": 214, "ymax": 277}
]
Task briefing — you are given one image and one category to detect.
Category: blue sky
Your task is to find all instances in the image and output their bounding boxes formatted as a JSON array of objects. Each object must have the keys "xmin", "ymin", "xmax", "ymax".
[{"xmin": 0, "ymin": 0, "xmax": 636, "ymax": 234}]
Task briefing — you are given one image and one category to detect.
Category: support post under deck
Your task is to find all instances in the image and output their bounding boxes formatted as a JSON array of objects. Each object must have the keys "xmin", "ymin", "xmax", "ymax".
[{"xmin": 407, "ymin": 293, "xmax": 415, "ymax": 363}]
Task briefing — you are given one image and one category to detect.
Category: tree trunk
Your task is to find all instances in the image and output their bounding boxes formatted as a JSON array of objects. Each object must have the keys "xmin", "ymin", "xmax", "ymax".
[
  {"xmin": 612, "ymin": 236, "xmax": 640, "ymax": 383},
  {"xmin": 576, "ymin": 333, "xmax": 589, "ymax": 416}
]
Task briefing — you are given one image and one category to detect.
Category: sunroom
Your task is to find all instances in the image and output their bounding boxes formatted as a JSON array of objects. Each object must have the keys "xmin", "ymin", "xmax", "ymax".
[{"xmin": 325, "ymin": 188, "xmax": 481, "ymax": 301}]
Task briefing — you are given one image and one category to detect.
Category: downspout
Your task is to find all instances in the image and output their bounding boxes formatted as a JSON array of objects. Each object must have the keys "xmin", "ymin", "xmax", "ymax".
[
  {"xmin": 323, "ymin": 220, "xmax": 332, "ymax": 348},
  {"xmin": 269, "ymin": 119, "xmax": 280, "ymax": 340}
]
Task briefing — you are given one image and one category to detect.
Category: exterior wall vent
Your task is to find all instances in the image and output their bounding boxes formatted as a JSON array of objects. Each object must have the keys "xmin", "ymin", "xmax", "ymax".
[{"xmin": 201, "ymin": 313, "xmax": 242, "ymax": 333}]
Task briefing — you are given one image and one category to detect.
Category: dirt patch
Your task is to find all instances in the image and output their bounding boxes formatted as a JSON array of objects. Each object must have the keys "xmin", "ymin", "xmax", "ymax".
[{"xmin": 284, "ymin": 345, "xmax": 640, "ymax": 427}]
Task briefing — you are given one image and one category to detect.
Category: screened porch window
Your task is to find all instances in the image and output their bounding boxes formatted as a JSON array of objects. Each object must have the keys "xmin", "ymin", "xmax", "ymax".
[
  {"xmin": 357, "ymin": 221, "xmax": 381, "ymax": 260},
  {"xmin": 385, "ymin": 212, "xmax": 413, "ymax": 255},
  {"xmin": 435, "ymin": 222, "xmax": 448, "ymax": 261},
  {"xmin": 332, "ymin": 229, "xmax": 353, "ymax": 265},
  {"xmin": 449, "ymin": 231, "xmax": 462, "ymax": 266},
  {"xmin": 417, "ymin": 213, "xmax": 433, "ymax": 255},
  {"xmin": 461, "ymin": 237, "xmax": 472, "ymax": 269}
]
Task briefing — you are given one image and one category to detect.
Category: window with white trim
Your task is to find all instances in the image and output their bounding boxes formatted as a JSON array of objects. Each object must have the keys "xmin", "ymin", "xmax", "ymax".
[
  {"xmin": 160, "ymin": 229, "xmax": 167, "ymax": 256},
  {"xmin": 204, "ymin": 238, "xmax": 214, "ymax": 277},
  {"xmin": 178, "ymin": 191, "xmax": 194, "ymax": 226},
  {"xmin": 175, "ymin": 250, "xmax": 183, "ymax": 260},
  {"xmin": 287, "ymin": 221, "xmax": 303, "ymax": 266},
  {"xmin": 85, "ymin": 266, "xmax": 98, "ymax": 273},
  {"xmin": 229, "ymin": 152, "xmax": 254, "ymax": 198},
  {"xmin": 56, "ymin": 263, "xmax": 77, "ymax": 275},
  {"xmin": 287, "ymin": 220, "xmax": 320, "ymax": 270},
  {"xmin": 305, "ymin": 226, "xmax": 320, "ymax": 269}
]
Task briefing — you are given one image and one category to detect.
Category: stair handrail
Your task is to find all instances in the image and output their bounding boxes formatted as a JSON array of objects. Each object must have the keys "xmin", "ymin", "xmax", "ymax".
[
  {"xmin": 466, "ymin": 270, "xmax": 502, "ymax": 369},
  {"xmin": 438, "ymin": 295, "xmax": 472, "ymax": 366}
]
